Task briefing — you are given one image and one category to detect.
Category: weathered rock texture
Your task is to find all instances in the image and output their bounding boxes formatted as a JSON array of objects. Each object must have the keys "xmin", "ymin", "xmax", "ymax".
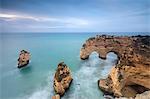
[
  {"xmin": 52, "ymin": 94, "xmax": 60, "ymax": 99},
  {"xmin": 18, "ymin": 50, "xmax": 30, "ymax": 68},
  {"xmin": 116, "ymin": 91, "xmax": 150, "ymax": 99},
  {"xmin": 80, "ymin": 35, "xmax": 150, "ymax": 98},
  {"xmin": 53, "ymin": 62, "xmax": 73, "ymax": 96},
  {"xmin": 134, "ymin": 91, "xmax": 150, "ymax": 99}
]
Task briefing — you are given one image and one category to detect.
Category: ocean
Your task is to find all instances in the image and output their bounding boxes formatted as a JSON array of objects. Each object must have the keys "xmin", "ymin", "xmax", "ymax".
[{"xmin": 0, "ymin": 32, "xmax": 149, "ymax": 99}]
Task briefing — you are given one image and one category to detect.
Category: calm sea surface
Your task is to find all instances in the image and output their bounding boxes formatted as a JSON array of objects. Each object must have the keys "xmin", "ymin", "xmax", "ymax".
[{"xmin": 0, "ymin": 32, "xmax": 149, "ymax": 99}]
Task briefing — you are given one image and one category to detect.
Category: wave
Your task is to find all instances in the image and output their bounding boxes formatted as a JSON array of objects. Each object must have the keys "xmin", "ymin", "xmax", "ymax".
[
  {"xmin": 19, "ymin": 72, "xmax": 54, "ymax": 99},
  {"xmin": 62, "ymin": 52, "xmax": 105, "ymax": 99}
]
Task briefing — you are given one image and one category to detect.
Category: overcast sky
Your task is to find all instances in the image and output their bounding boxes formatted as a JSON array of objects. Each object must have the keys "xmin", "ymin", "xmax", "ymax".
[{"xmin": 1, "ymin": 0, "xmax": 150, "ymax": 33}]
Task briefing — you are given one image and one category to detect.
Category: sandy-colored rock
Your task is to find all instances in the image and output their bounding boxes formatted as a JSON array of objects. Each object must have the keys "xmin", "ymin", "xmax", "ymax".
[
  {"xmin": 116, "ymin": 91, "xmax": 150, "ymax": 99},
  {"xmin": 80, "ymin": 35, "xmax": 150, "ymax": 97},
  {"xmin": 52, "ymin": 94, "xmax": 60, "ymax": 99},
  {"xmin": 135, "ymin": 91, "xmax": 150, "ymax": 99},
  {"xmin": 53, "ymin": 62, "xmax": 73, "ymax": 96},
  {"xmin": 18, "ymin": 50, "xmax": 30, "ymax": 68}
]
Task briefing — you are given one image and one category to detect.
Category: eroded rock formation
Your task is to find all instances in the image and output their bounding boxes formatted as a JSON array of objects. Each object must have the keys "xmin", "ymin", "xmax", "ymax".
[
  {"xmin": 18, "ymin": 50, "xmax": 30, "ymax": 68},
  {"xmin": 80, "ymin": 35, "xmax": 150, "ymax": 98},
  {"xmin": 116, "ymin": 91, "xmax": 150, "ymax": 99},
  {"xmin": 53, "ymin": 62, "xmax": 73, "ymax": 97},
  {"xmin": 52, "ymin": 94, "xmax": 60, "ymax": 99}
]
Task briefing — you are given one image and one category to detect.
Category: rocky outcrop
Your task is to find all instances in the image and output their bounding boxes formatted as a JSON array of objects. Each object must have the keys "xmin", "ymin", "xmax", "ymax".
[
  {"xmin": 52, "ymin": 94, "xmax": 60, "ymax": 99},
  {"xmin": 80, "ymin": 35, "xmax": 150, "ymax": 98},
  {"xmin": 18, "ymin": 50, "xmax": 30, "ymax": 68},
  {"xmin": 134, "ymin": 91, "xmax": 150, "ymax": 99},
  {"xmin": 116, "ymin": 91, "xmax": 150, "ymax": 99},
  {"xmin": 53, "ymin": 62, "xmax": 73, "ymax": 96}
]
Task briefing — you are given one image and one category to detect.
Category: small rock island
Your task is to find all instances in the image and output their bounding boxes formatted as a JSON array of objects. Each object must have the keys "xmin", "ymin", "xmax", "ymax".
[
  {"xmin": 52, "ymin": 62, "xmax": 73, "ymax": 99},
  {"xmin": 18, "ymin": 50, "xmax": 30, "ymax": 68},
  {"xmin": 80, "ymin": 35, "xmax": 150, "ymax": 98}
]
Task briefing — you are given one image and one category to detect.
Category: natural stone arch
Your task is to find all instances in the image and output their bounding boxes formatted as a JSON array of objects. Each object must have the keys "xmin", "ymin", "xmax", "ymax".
[
  {"xmin": 105, "ymin": 52, "xmax": 118, "ymax": 61},
  {"xmin": 88, "ymin": 51, "xmax": 100, "ymax": 59},
  {"xmin": 80, "ymin": 35, "xmax": 150, "ymax": 97},
  {"xmin": 80, "ymin": 47, "xmax": 120, "ymax": 63}
]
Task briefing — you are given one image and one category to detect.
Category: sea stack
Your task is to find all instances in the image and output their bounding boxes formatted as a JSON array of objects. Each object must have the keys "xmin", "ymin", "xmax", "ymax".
[
  {"xmin": 80, "ymin": 35, "xmax": 150, "ymax": 98},
  {"xmin": 53, "ymin": 62, "xmax": 73, "ymax": 97},
  {"xmin": 18, "ymin": 50, "xmax": 30, "ymax": 68}
]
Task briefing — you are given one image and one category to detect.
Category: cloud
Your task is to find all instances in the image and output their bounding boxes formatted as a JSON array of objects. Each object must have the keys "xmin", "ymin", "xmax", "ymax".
[
  {"xmin": 1, "ymin": 8, "xmax": 149, "ymax": 32},
  {"xmin": 0, "ymin": 13, "xmax": 40, "ymax": 21},
  {"xmin": 0, "ymin": 13, "xmax": 90, "ymax": 29}
]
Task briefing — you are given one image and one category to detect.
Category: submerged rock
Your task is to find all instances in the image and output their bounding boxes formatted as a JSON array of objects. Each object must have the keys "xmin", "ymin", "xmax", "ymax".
[
  {"xmin": 80, "ymin": 35, "xmax": 150, "ymax": 98},
  {"xmin": 53, "ymin": 62, "xmax": 73, "ymax": 96},
  {"xmin": 17, "ymin": 50, "xmax": 30, "ymax": 68}
]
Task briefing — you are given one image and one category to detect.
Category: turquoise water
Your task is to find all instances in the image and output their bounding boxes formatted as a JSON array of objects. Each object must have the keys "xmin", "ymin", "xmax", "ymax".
[{"xmin": 0, "ymin": 33, "xmax": 149, "ymax": 99}]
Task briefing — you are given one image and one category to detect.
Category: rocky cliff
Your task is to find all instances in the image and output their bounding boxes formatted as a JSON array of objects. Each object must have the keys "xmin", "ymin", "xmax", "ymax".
[
  {"xmin": 18, "ymin": 50, "xmax": 30, "ymax": 68},
  {"xmin": 116, "ymin": 91, "xmax": 150, "ymax": 99},
  {"xmin": 80, "ymin": 35, "xmax": 150, "ymax": 98},
  {"xmin": 53, "ymin": 62, "xmax": 73, "ymax": 97}
]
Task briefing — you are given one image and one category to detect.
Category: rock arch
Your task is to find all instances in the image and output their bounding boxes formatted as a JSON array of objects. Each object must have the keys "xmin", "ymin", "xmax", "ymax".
[
  {"xmin": 89, "ymin": 51, "xmax": 100, "ymax": 58},
  {"xmin": 80, "ymin": 35, "xmax": 150, "ymax": 97},
  {"xmin": 80, "ymin": 45, "xmax": 121, "ymax": 62}
]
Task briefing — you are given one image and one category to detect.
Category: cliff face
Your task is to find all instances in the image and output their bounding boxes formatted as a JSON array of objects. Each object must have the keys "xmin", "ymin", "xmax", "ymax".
[
  {"xmin": 80, "ymin": 35, "xmax": 150, "ymax": 97},
  {"xmin": 53, "ymin": 62, "xmax": 73, "ymax": 96},
  {"xmin": 116, "ymin": 91, "xmax": 150, "ymax": 99}
]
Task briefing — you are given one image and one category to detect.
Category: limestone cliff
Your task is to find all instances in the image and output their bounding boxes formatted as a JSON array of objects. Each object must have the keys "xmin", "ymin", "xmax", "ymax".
[
  {"xmin": 116, "ymin": 91, "xmax": 150, "ymax": 99},
  {"xmin": 53, "ymin": 62, "xmax": 73, "ymax": 96},
  {"xmin": 80, "ymin": 35, "xmax": 150, "ymax": 98}
]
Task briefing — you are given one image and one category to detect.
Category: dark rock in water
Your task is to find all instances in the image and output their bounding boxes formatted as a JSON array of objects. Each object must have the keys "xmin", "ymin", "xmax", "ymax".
[
  {"xmin": 53, "ymin": 62, "xmax": 73, "ymax": 96},
  {"xmin": 18, "ymin": 50, "xmax": 30, "ymax": 68}
]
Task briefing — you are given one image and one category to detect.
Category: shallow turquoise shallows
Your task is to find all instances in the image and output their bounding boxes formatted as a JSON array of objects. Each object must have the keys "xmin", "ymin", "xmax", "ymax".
[{"xmin": 0, "ymin": 33, "xmax": 148, "ymax": 99}]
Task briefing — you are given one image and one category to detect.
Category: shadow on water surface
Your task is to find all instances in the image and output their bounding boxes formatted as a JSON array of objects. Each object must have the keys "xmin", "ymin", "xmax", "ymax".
[{"xmin": 19, "ymin": 65, "xmax": 33, "ymax": 74}]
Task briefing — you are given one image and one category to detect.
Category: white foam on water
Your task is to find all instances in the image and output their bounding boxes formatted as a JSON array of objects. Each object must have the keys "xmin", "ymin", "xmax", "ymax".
[
  {"xmin": 28, "ymin": 89, "xmax": 49, "ymax": 99},
  {"xmin": 62, "ymin": 52, "xmax": 117, "ymax": 99},
  {"xmin": 18, "ymin": 87, "xmax": 50, "ymax": 99},
  {"xmin": 62, "ymin": 52, "xmax": 104, "ymax": 99},
  {"xmin": 100, "ymin": 52, "xmax": 118, "ymax": 77},
  {"xmin": 20, "ymin": 52, "xmax": 117, "ymax": 99},
  {"xmin": 20, "ymin": 71, "xmax": 54, "ymax": 99}
]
